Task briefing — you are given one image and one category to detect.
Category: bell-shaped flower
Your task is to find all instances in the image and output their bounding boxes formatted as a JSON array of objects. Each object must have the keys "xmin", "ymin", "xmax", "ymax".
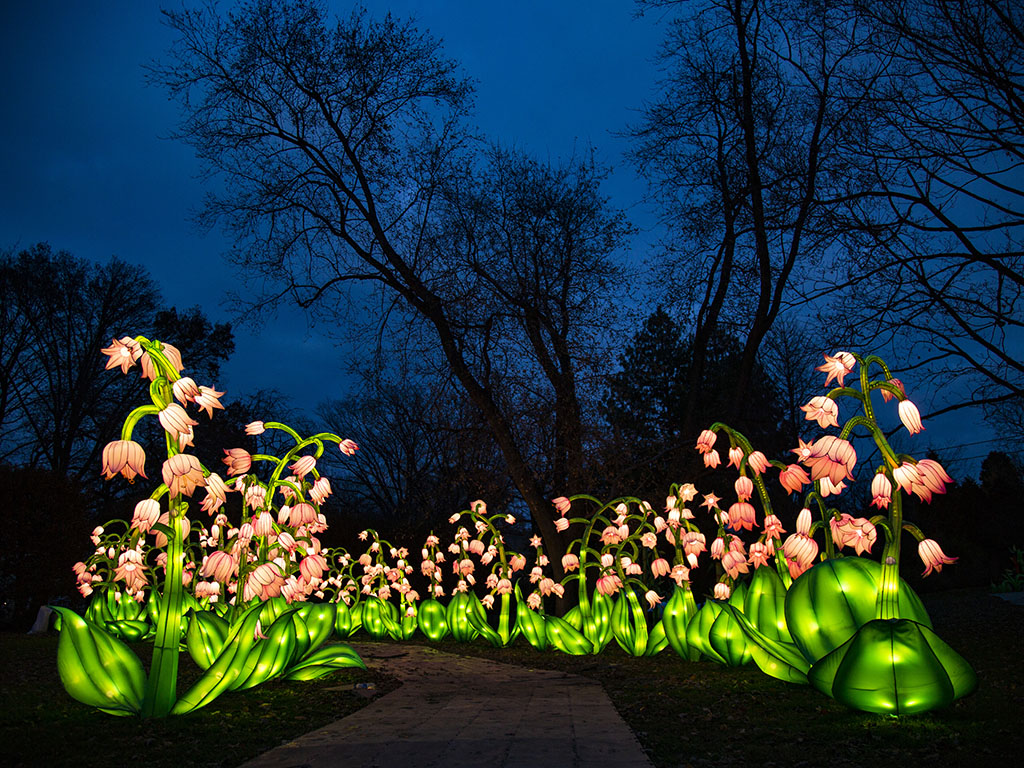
[{"xmin": 101, "ymin": 439, "xmax": 147, "ymax": 482}]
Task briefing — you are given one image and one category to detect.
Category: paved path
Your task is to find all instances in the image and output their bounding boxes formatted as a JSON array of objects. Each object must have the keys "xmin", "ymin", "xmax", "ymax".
[{"xmin": 243, "ymin": 642, "xmax": 654, "ymax": 768}]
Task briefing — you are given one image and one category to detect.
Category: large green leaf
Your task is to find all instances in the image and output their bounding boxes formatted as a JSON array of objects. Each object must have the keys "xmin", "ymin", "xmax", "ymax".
[
  {"xmin": 185, "ymin": 610, "xmax": 229, "ymax": 670},
  {"xmin": 808, "ymin": 618, "xmax": 977, "ymax": 715},
  {"xmin": 333, "ymin": 600, "xmax": 353, "ymax": 638},
  {"xmin": 743, "ymin": 566, "xmax": 793, "ymax": 644},
  {"xmin": 445, "ymin": 592, "xmax": 479, "ymax": 643},
  {"xmin": 644, "ymin": 620, "xmax": 669, "ymax": 656},
  {"xmin": 294, "ymin": 603, "xmax": 336, "ymax": 661},
  {"xmin": 786, "ymin": 557, "xmax": 931, "ymax": 664},
  {"xmin": 51, "ymin": 606, "xmax": 145, "ymax": 717},
  {"xmin": 231, "ymin": 608, "xmax": 299, "ymax": 691},
  {"xmin": 718, "ymin": 603, "xmax": 809, "ymax": 685},
  {"xmin": 686, "ymin": 601, "xmax": 727, "ymax": 665},
  {"xmin": 285, "ymin": 643, "xmax": 366, "ymax": 681},
  {"xmin": 662, "ymin": 585, "xmax": 699, "ymax": 660},
  {"xmin": 545, "ymin": 614, "xmax": 593, "ymax": 655},
  {"xmin": 417, "ymin": 599, "xmax": 449, "ymax": 641},
  {"xmin": 610, "ymin": 591, "xmax": 649, "ymax": 656},
  {"xmin": 172, "ymin": 604, "xmax": 265, "ymax": 714},
  {"xmin": 513, "ymin": 584, "xmax": 546, "ymax": 651}
]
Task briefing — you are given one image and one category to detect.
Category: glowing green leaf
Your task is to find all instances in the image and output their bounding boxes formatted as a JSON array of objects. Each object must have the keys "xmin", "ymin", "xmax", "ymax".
[
  {"xmin": 786, "ymin": 557, "xmax": 931, "ymax": 664},
  {"xmin": 545, "ymin": 614, "xmax": 593, "ymax": 655},
  {"xmin": 51, "ymin": 607, "xmax": 144, "ymax": 717},
  {"xmin": 417, "ymin": 599, "xmax": 449, "ymax": 641},
  {"xmin": 808, "ymin": 618, "xmax": 977, "ymax": 715},
  {"xmin": 185, "ymin": 610, "xmax": 229, "ymax": 670},
  {"xmin": 285, "ymin": 643, "xmax": 366, "ymax": 681}
]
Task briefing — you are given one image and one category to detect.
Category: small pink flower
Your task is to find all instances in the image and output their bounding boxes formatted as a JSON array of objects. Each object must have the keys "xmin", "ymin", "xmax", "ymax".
[
  {"xmin": 898, "ymin": 400, "xmax": 924, "ymax": 435},
  {"xmin": 309, "ymin": 476, "xmax": 332, "ymax": 505},
  {"xmin": 880, "ymin": 378, "xmax": 905, "ymax": 403},
  {"xmin": 734, "ymin": 476, "xmax": 753, "ymax": 502},
  {"xmin": 651, "ymin": 557, "xmax": 671, "ymax": 578},
  {"xmin": 253, "ymin": 510, "xmax": 275, "ymax": 537},
  {"xmin": 561, "ymin": 553, "xmax": 580, "ymax": 572},
  {"xmin": 713, "ymin": 582, "xmax": 731, "ymax": 601},
  {"xmin": 816, "ymin": 351, "xmax": 856, "ymax": 387},
  {"xmin": 703, "ymin": 449, "xmax": 721, "ymax": 469},
  {"xmin": 762, "ymin": 514, "xmax": 785, "ymax": 539},
  {"xmin": 670, "ymin": 564, "xmax": 690, "ymax": 585},
  {"xmin": 510, "ymin": 553, "xmax": 526, "ymax": 571},
  {"xmin": 201, "ymin": 551, "xmax": 237, "ymax": 582},
  {"xmin": 131, "ymin": 499, "xmax": 161, "ymax": 533},
  {"xmin": 644, "ymin": 590, "xmax": 663, "ymax": 609},
  {"xmin": 194, "ymin": 386, "xmax": 225, "ymax": 418},
  {"xmin": 748, "ymin": 542, "xmax": 770, "ymax": 569},
  {"xmin": 244, "ymin": 484, "xmax": 267, "ymax": 510},
  {"xmin": 172, "ymin": 377, "xmax": 201, "ymax": 404},
  {"xmin": 554, "ymin": 517, "xmax": 569, "ymax": 532},
  {"xmin": 912, "ymin": 459, "xmax": 953, "ymax": 503},
  {"xmin": 162, "ymin": 453, "xmax": 206, "ymax": 497},
  {"xmin": 801, "ymin": 396, "xmax": 840, "ymax": 429},
  {"xmin": 101, "ymin": 440, "xmax": 147, "ymax": 482},
  {"xmin": 339, "ymin": 438, "xmax": 359, "ymax": 456},
  {"xmin": 222, "ymin": 448, "xmax": 252, "ymax": 476},
  {"xmin": 871, "ymin": 472, "xmax": 892, "ymax": 509},
  {"xmin": 727, "ymin": 502, "xmax": 756, "ymax": 531},
  {"xmin": 596, "ymin": 573, "xmax": 622, "ymax": 596},
  {"xmin": 552, "ymin": 496, "xmax": 571, "ymax": 516},
  {"xmin": 918, "ymin": 538, "xmax": 957, "ymax": 576},
  {"xmin": 817, "ymin": 477, "xmax": 845, "ymax": 497},
  {"xmin": 778, "ymin": 464, "xmax": 810, "ymax": 495},
  {"xmin": 727, "ymin": 446, "xmax": 743, "ymax": 469},
  {"xmin": 721, "ymin": 549, "xmax": 749, "ymax": 579},
  {"xmin": 695, "ymin": 428, "xmax": 717, "ymax": 453},
  {"xmin": 783, "ymin": 533, "xmax": 818, "ymax": 579},
  {"xmin": 802, "ymin": 435, "xmax": 856, "ymax": 485},
  {"xmin": 290, "ymin": 455, "xmax": 317, "ymax": 479},
  {"xmin": 290, "ymin": 502, "xmax": 318, "ymax": 527},
  {"xmin": 710, "ymin": 537, "xmax": 725, "ymax": 559},
  {"xmin": 245, "ymin": 421, "xmax": 265, "ymax": 435},
  {"xmin": 101, "ymin": 337, "xmax": 140, "ymax": 374},
  {"xmin": 159, "ymin": 403, "xmax": 199, "ymax": 445},
  {"xmin": 747, "ymin": 451, "xmax": 770, "ymax": 475},
  {"xmin": 892, "ymin": 461, "xmax": 921, "ymax": 494}
]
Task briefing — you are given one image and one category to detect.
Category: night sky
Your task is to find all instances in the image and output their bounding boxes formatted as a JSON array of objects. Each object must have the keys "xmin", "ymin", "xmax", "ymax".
[
  {"xmin": 0, "ymin": 0, "xmax": 661, "ymax": 399},
  {"xmin": 0, "ymin": 1, "xmax": 999, "ymax": 476}
]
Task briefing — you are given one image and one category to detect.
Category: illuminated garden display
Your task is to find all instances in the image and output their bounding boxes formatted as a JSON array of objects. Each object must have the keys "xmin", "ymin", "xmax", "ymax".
[{"xmin": 56, "ymin": 337, "xmax": 975, "ymax": 718}]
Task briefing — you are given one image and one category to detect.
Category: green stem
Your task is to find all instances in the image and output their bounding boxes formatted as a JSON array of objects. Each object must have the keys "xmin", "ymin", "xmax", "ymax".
[
  {"xmin": 876, "ymin": 491, "xmax": 903, "ymax": 621},
  {"xmin": 141, "ymin": 497, "xmax": 184, "ymax": 718}
]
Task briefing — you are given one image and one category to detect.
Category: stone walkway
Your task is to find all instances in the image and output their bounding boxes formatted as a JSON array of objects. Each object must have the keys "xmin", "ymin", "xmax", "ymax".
[{"xmin": 242, "ymin": 642, "xmax": 654, "ymax": 768}]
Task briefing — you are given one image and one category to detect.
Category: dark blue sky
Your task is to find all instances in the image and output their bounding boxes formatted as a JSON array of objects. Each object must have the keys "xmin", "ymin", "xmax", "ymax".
[
  {"xmin": 0, "ymin": 1, "xmax": 1000, "ymax": 478},
  {"xmin": 0, "ymin": 0, "xmax": 662, "ymax": 402}
]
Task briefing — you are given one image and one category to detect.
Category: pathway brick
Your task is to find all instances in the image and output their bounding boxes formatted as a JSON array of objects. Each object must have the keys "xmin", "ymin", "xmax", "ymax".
[{"xmin": 242, "ymin": 642, "xmax": 654, "ymax": 768}]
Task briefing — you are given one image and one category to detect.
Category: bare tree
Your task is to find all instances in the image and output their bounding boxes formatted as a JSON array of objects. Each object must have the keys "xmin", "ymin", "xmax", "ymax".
[
  {"xmin": 317, "ymin": 373, "xmax": 512, "ymax": 538},
  {"xmin": 1, "ymin": 244, "xmax": 235, "ymax": 491},
  {"xmin": 836, "ymin": 0, "xmax": 1024, "ymax": 426},
  {"xmin": 630, "ymin": 0, "xmax": 889, "ymax": 448},
  {"xmin": 152, "ymin": 1, "xmax": 632, "ymax": 574}
]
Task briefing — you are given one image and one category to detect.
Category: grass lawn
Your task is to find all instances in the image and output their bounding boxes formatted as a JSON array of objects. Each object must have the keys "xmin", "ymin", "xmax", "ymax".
[{"xmin": 1, "ymin": 588, "xmax": 1019, "ymax": 767}]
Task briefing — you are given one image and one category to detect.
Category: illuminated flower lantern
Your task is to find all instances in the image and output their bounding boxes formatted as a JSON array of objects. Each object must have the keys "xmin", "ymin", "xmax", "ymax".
[
  {"xmin": 55, "ymin": 335, "xmax": 365, "ymax": 718},
  {"xmin": 786, "ymin": 353, "xmax": 976, "ymax": 713}
]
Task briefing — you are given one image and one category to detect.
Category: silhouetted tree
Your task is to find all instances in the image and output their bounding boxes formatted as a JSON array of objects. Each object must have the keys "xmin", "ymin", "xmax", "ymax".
[
  {"xmin": 630, "ymin": 0, "xmax": 885, "ymax": 443},
  {"xmin": 601, "ymin": 307, "xmax": 784, "ymax": 498},
  {"xmin": 152, "ymin": 1, "xmax": 633, "ymax": 577},
  {"xmin": 0, "ymin": 244, "xmax": 234, "ymax": 495}
]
